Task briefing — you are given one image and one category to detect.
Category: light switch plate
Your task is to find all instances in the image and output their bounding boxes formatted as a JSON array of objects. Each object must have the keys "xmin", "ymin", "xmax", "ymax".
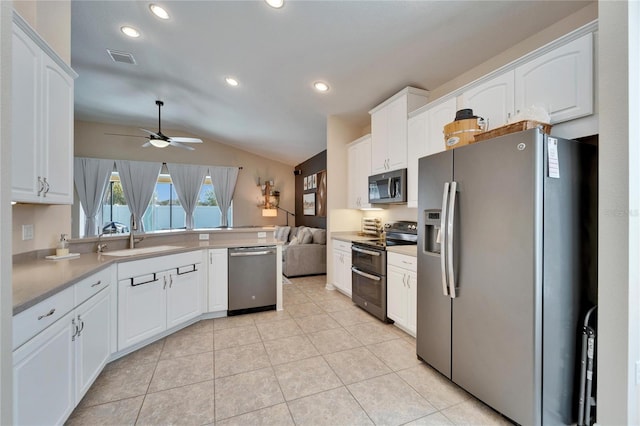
[
  {"xmin": 22, "ymin": 224, "xmax": 34, "ymax": 240},
  {"xmin": 199, "ymin": 234, "xmax": 209, "ymax": 241}
]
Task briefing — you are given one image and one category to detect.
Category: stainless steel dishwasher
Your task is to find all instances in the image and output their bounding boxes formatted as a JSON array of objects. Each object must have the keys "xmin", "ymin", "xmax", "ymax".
[{"xmin": 228, "ymin": 246, "xmax": 277, "ymax": 315}]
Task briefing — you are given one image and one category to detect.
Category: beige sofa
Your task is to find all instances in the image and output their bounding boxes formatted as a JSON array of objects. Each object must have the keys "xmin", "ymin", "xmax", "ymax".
[{"xmin": 276, "ymin": 226, "xmax": 327, "ymax": 277}]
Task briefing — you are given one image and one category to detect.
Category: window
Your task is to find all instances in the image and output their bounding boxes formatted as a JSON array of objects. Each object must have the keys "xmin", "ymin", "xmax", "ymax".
[{"xmin": 88, "ymin": 172, "xmax": 232, "ymax": 237}]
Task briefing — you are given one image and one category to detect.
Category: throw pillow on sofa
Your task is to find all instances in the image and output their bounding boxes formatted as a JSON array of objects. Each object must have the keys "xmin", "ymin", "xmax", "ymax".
[
  {"xmin": 299, "ymin": 227, "xmax": 314, "ymax": 244},
  {"xmin": 275, "ymin": 226, "xmax": 291, "ymax": 242},
  {"xmin": 311, "ymin": 228, "xmax": 326, "ymax": 245}
]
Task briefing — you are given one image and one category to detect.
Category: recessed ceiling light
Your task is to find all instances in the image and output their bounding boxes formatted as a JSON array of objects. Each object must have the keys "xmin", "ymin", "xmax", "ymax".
[
  {"xmin": 149, "ymin": 4, "xmax": 170, "ymax": 20},
  {"xmin": 120, "ymin": 26, "xmax": 140, "ymax": 38},
  {"xmin": 225, "ymin": 77, "xmax": 239, "ymax": 87},
  {"xmin": 313, "ymin": 81, "xmax": 330, "ymax": 92},
  {"xmin": 265, "ymin": 0, "xmax": 284, "ymax": 9}
]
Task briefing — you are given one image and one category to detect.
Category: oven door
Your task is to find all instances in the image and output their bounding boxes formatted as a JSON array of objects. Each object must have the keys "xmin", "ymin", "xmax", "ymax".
[
  {"xmin": 351, "ymin": 267, "xmax": 387, "ymax": 322},
  {"xmin": 352, "ymin": 245, "xmax": 385, "ymax": 275}
]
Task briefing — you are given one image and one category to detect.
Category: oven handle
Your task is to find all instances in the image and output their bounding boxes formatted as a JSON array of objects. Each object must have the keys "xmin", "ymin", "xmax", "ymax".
[
  {"xmin": 352, "ymin": 246, "xmax": 382, "ymax": 257},
  {"xmin": 351, "ymin": 267, "xmax": 381, "ymax": 281}
]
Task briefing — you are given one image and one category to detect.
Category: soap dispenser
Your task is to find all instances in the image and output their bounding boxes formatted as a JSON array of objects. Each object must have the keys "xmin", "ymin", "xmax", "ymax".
[{"xmin": 56, "ymin": 233, "xmax": 69, "ymax": 257}]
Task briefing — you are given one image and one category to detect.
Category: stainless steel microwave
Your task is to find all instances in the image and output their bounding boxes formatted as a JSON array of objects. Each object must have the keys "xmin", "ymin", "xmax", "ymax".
[{"xmin": 368, "ymin": 168, "xmax": 407, "ymax": 204}]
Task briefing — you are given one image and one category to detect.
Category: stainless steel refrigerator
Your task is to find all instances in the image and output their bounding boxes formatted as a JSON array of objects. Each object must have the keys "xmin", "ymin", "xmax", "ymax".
[{"xmin": 417, "ymin": 128, "xmax": 597, "ymax": 425}]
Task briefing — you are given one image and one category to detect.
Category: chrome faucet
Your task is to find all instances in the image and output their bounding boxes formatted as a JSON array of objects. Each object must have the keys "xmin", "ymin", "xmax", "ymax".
[
  {"xmin": 130, "ymin": 214, "xmax": 137, "ymax": 249},
  {"xmin": 96, "ymin": 232, "xmax": 107, "ymax": 253}
]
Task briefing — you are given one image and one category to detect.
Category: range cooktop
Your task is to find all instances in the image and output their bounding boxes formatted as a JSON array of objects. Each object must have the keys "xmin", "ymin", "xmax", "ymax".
[{"xmin": 353, "ymin": 221, "xmax": 418, "ymax": 250}]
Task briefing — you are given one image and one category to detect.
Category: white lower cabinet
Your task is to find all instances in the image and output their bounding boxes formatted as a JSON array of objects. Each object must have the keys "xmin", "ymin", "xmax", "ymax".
[
  {"xmin": 13, "ymin": 270, "xmax": 114, "ymax": 426},
  {"xmin": 208, "ymin": 248, "xmax": 228, "ymax": 312},
  {"xmin": 13, "ymin": 310, "xmax": 76, "ymax": 426},
  {"xmin": 74, "ymin": 287, "xmax": 112, "ymax": 402},
  {"xmin": 386, "ymin": 252, "xmax": 417, "ymax": 336},
  {"xmin": 332, "ymin": 239, "xmax": 352, "ymax": 297},
  {"xmin": 118, "ymin": 251, "xmax": 204, "ymax": 350}
]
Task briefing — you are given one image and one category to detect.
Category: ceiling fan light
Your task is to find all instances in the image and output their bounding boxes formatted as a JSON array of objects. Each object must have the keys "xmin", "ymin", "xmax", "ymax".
[
  {"xmin": 313, "ymin": 81, "xmax": 330, "ymax": 92},
  {"xmin": 149, "ymin": 4, "xmax": 170, "ymax": 19},
  {"xmin": 225, "ymin": 77, "xmax": 239, "ymax": 87},
  {"xmin": 265, "ymin": 0, "xmax": 284, "ymax": 9},
  {"xmin": 149, "ymin": 138, "xmax": 170, "ymax": 148},
  {"xmin": 120, "ymin": 26, "xmax": 140, "ymax": 38}
]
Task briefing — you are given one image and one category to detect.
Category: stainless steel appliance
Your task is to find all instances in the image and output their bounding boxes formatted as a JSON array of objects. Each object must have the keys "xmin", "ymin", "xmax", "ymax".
[
  {"xmin": 417, "ymin": 128, "xmax": 597, "ymax": 425},
  {"xmin": 228, "ymin": 246, "xmax": 277, "ymax": 315},
  {"xmin": 368, "ymin": 168, "xmax": 407, "ymax": 204},
  {"xmin": 352, "ymin": 221, "xmax": 418, "ymax": 321}
]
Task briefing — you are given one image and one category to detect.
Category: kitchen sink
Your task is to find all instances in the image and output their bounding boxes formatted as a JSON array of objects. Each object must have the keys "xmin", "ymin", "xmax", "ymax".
[{"xmin": 101, "ymin": 245, "xmax": 183, "ymax": 257}]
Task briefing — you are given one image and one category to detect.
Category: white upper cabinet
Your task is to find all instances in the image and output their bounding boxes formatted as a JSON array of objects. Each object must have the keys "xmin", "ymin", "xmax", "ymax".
[
  {"xmin": 11, "ymin": 15, "xmax": 77, "ymax": 204},
  {"xmin": 348, "ymin": 134, "xmax": 372, "ymax": 209},
  {"xmin": 515, "ymin": 33, "xmax": 593, "ymax": 124},
  {"xmin": 407, "ymin": 96, "xmax": 457, "ymax": 208},
  {"xmin": 461, "ymin": 71, "xmax": 515, "ymax": 131},
  {"xmin": 370, "ymin": 87, "xmax": 429, "ymax": 174}
]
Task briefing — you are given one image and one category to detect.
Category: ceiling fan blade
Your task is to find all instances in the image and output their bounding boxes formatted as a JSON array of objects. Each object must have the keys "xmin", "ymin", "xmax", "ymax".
[
  {"xmin": 140, "ymin": 128, "xmax": 162, "ymax": 138},
  {"xmin": 167, "ymin": 136, "xmax": 203, "ymax": 143},
  {"xmin": 105, "ymin": 132, "xmax": 148, "ymax": 138},
  {"xmin": 142, "ymin": 141, "xmax": 152, "ymax": 148},
  {"xmin": 170, "ymin": 141, "xmax": 195, "ymax": 151}
]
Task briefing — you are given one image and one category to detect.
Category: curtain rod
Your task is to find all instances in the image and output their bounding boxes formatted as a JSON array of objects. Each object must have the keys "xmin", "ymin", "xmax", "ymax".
[{"xmin": 161, "ymin": 162, "xmax": 243, "ymax": 170}]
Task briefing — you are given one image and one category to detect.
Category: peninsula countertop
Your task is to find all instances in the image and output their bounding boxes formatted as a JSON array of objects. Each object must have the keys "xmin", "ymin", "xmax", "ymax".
[{"xmin": 13, "ymin": 230, "xmax": 280, "ymax": 315}]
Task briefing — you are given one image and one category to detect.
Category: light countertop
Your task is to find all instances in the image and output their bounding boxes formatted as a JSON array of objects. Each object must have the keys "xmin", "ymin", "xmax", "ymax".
[{"xmin": 13, "ymin": 237, "xmax": 280, "ymax": 315}]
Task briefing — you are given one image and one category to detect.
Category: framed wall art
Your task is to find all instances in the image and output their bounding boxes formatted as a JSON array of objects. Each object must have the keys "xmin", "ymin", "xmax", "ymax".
[{"xmin": 303, "ymin": 192, "xmax": 316, "ymax": 215}]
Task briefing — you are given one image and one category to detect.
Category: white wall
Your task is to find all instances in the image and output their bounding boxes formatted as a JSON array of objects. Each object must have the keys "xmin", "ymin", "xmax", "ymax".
[
  {"xmin": 597, "ymin": 1, "xmax": 640, "ymax": 423},
  {"xmin": 0, "ymin": 2, "xmax": 13, "ymax": 423}
]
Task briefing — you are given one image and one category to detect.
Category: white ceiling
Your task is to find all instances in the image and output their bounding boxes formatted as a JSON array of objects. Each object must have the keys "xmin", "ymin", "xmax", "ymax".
[{"xmin": 71, "ymin": 0, "xmax": 591, "ymax": 166}]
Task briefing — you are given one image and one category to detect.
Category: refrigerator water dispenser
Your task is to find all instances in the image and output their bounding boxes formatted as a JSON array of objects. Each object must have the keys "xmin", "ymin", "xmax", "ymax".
[{"xmin": 424, "ymin": 209, "xmax": 442, "ymax": 254}]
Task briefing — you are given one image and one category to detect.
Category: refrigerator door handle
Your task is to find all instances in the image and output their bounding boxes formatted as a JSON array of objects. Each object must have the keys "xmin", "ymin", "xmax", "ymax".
[
  {"xmin": 447, "ymin": 181, "xmax": 458, "ymax": 298},
  {"xmin": 440, "ymin": 182, "xmax": 450, "ymax": 297}
]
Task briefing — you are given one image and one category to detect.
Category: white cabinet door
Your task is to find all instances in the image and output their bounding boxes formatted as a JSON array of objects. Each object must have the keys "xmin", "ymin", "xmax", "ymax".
[
  {"xmin": 166, "ymin": 266, "xmax": 202, "ymax": 329},
  {"xmin": 118, "ymin": 276, "xmax": 167, "ymax": 350},
  {"xmin": 41, "ymin": 53, "xmax": 74, "ymax": 203},
  {"xmin": 407, "ymin": 112, "xmax": 428, "ymax": 208},
  {"xmin": 386, "ymin": 265, "xmax": 408, "ymax": 326},
  {"xmin": 208, "ymin": 249, "xmax": 228, "ymax": 312},
  {"xmin": 74, "ymin": 287, "xmax": 111, "ymax": 402},
  {"xmin": 515, "ymin": 33, "xmax": 593, "ymax": 124},
  {"xmin": 348, "ymin": 135, "xmax": 372, "ymax": 209},
  {"xmin": 332, "ymin": 248, "xmax": 352, "ymax": 297},
  {"xmin": 406, "ymin": 270, "xmax": 417, "ymax": 335},
  {"xmin": 11, "ymin": 23, "xmax": 41, "ymax": 202},
  {"xmin": 426, "ymin": 97, "xmax": 457, "ymax": 156},
  {"xmin": 386, "ymin": 97, "xmax": 409, "ymax": 171},
  {"xmin": 461, "ymin": 71, "xmax": 515, "ymax": 131},
  {"xmin": 13, "ymin": 311, "xmax": 75, "ymax": 426},
  {"xmin": 11, "ymin": 19, "xmax": 75, "ymax": 204},
  {"xmin": 370, "ymin": 109, "xmax": 388, "ymax": 174}
]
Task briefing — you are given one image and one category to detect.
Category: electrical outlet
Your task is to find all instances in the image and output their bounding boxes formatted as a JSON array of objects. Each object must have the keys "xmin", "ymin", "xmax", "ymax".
[
  {"xmin": 258, "ymin": 232, "xmax": 267, "ymax": 238},
  {"xmin": 199, "ymin": 234, "xmax": 210, "ymax": 241},
  {"xmin": 22, "ymin": 224, "xmax": 34, "ymax": 241}
]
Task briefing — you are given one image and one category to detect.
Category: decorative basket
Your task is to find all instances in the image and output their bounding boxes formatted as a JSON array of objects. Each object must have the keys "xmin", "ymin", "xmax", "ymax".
[{"xmin": 473, "ymin": 120, "xmax": 552, "ymax": 143}]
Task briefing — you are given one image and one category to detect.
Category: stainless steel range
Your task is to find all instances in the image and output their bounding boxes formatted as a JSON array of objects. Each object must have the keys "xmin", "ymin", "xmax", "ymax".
[{"xmin": 351, "ymin": 221, "xmax": 417, "ymax": 321}]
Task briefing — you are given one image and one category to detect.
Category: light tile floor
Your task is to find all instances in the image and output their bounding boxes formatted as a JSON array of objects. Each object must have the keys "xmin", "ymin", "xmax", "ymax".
[{"xmin": 67, "ymin": 275, "xmax": 513, "ymax": 426}]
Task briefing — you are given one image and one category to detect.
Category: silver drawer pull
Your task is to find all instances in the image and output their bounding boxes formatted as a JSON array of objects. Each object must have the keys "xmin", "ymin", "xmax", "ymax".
[
  {"xmin": 37, "ymin": 308, "xmax": 56, "ymax": 320},
  {"xmin": 90, "ymin": 280, "xmax": 102, "ymax": 287}
]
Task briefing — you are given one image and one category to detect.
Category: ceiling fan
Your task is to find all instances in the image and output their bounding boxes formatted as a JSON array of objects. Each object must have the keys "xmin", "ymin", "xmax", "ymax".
[{"xmin": 106, "ymin": 100, "xmax": 203, "ymax": 150}]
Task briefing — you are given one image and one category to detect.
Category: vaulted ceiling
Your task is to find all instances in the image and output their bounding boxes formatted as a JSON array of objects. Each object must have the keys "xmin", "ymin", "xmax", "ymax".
[{"xmin": 71, "ymin": 0, "xmax": 592, "ymax": 165}]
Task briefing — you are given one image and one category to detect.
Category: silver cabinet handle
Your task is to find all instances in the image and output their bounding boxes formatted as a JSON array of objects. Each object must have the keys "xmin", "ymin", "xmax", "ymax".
[
  {"xmin": 209, "ymin": 252, "xmax": 212, "ymax": 264},
  {"xmin": 169, "ymin": 275, "xmax": 173, "ymax": 288},
  {"xmin": 43, "ymin": 177, "xmax": 50, "ymax": 195},
  {"xmin": 352, "ymin": 267, "xmax": 381, "ymax": 281},
  {"xmin": 77, "ymin": 315, "xmax": 85, "ymax": 337},
  {"xmin": 440, "ymin": 183, "xmax": 450, "ymax": 297},
  {"xmin": 447, "ymin": 181, "xmax": 458, "ymax": 298},
  {"xmin": 71, "ymin": 318, "xmax": 77, "ymax": 341},
  {"xmin": 163, "ymin": 275, "xmax": 167, "ymax": 290},
  {"xmin": 352, "ymin": 246, "xmax": 381, "ymax": 257},
  {"xmin": 37, "ymin": 176, "xmax": 44, "ymax": 196},
  {"xmin": 38, "ymin": 308, "xmax": 56, "ymax": 320},
  {"xmin": 90, "ymin": 280, "xmax": 102, "ymax": 288}
]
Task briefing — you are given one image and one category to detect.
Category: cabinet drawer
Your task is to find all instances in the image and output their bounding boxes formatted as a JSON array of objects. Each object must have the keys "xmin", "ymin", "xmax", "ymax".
[
  {"xmin": 333, "ymin": 239, "xmax": 352, "ymax": 252},
  {"xmin": 13, "ymin": 285, "xmax": 74, "ymax": 350},
  {"xmin": 74, "ymin": 267, "xmax": 111, "ymax": 306},
  {"xmin": 388, "ymin": 252, "xmax": 417, "ymax": 271}
]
